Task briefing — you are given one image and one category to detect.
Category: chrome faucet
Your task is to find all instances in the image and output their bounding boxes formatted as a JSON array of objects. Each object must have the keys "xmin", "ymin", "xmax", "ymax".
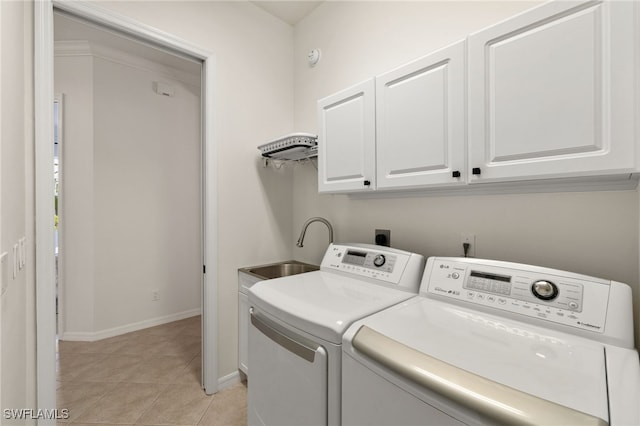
[{"xmin": 296, "ymin": 217, "xmax": 334, "ymax": 248}]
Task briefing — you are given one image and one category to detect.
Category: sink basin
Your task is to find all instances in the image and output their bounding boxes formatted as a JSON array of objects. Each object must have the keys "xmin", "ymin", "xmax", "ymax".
[{"xmin": 241, "ymin": 261, "xmax": 319, "ymax": 280}]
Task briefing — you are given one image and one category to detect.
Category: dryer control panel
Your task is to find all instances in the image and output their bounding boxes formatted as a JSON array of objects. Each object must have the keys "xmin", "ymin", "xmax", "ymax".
[
  {"xmin": 422, "ymin": 257, "xmax": 612, "ymax": 335},
  {"xmin": 321, "ymin": 243, "xmax": 425, "ymax": 291}
]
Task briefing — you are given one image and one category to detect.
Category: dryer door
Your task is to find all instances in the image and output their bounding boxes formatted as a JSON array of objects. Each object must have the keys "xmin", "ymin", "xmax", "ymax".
[
  {"xmin": 248, "ymin": 308, "xmax": 328, "ymax": 426},
  {"xmin": 344, "ymin": 325, "xmax": 608, "ymax": 426},
  {"xmin": 343, "ymin": 351, "xmax": 466, "ymax": 425}
]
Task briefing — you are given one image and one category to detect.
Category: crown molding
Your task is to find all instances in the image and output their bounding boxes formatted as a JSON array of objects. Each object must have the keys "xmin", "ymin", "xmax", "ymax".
[
  {"xmin": 54, "ymin": 40, "xmax": 200, "ymax": 86},
  {"xmin": 55, "ymin": 40, "xmax": 92, "ymax": 56}
]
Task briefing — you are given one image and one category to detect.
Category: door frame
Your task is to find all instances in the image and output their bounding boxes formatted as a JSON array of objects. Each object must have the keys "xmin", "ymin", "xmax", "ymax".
[
  {"xmin": 34, "ymin": 0, "xmax": 219, "ymax": 415},
  {"xmin": 53, "ymin": 93, "xmax": 65, "ymax": 339}
]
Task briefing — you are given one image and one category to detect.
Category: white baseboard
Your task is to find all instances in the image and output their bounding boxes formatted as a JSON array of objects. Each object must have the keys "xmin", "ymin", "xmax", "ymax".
[
  {"xmin": 217, "ymin": 370, "xmax": 242, "ymax": 391},
  {"xmin": 60, "ymin": 308, "xmax": 201, "ymax": 341}
]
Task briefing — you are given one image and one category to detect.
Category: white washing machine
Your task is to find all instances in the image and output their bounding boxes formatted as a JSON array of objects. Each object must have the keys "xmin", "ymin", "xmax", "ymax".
[
  {"xmin": 248, "ymin": 243, "xmax": 426, "ymax": 426},
  {"xmin": 342, "ymin": 257, "xmax": 640, "ymax": 425}
]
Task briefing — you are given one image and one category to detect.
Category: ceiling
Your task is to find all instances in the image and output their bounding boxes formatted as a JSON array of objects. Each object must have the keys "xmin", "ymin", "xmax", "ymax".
[{"xmin": 250, "ymin": 1, "xmax": 324, "ymax": 25}]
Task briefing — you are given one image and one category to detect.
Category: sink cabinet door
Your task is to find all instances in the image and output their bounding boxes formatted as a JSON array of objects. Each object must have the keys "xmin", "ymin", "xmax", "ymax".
[
  {"xmin": 238, "ymin": 271, "xmax": 261, "ymax": 376},
  {"xmin": 238, "ymin": 291, "xmax": 249, "ymax": 375},
  {"xmin": 468, "ymin": 0, "xmax": 637, "ymax": 183},
  {"xmin": 376, "ymin": 40, "xmax": 466, "ymax": 190}
]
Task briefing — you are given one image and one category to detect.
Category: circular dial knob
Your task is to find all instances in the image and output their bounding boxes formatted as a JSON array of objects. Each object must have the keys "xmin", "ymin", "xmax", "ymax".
[
  {"xmin": 531, "ymin": 280, "xmax": 558, "ymax": 300},
  {"xmin": 373, "ymin": 254, "xmax": 386, "ymax": 267}
]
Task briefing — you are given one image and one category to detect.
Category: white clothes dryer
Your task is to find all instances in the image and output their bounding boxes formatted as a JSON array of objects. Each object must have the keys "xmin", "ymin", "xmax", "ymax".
[
  {"xmin": 342, "ymin": 257, "xmax": 640, "ymax": 425},
  {"xmin": 248, "ymin": 243, "xmax": 426, "ymax": 426}
]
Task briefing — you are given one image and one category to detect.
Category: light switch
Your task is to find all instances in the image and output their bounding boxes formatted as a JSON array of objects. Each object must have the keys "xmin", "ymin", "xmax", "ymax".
[
  {"xmin": 18, "ymin": 237, "xmax": 26, "ymax": 269},
  {"xmin": 12, "ymin": 244, "xmax": 18, "ymax": 280},
  {"xmin": 1, "ymin": 252, "xmax": 8, "ymax": 296}
]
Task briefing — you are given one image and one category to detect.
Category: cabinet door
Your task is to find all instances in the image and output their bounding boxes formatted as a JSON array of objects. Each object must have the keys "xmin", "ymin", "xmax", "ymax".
[
  {"xmin": 238, "ymin": 271, "xmax": 260, "ymax": 376},
  {"xmin": 376, "ymin": 41, "xmax": 466, "ymax": 190},
  {"xmin": 468, "ymin": 0, "xmax": 637, "ymax": 183},
  {"xmin": 318, "ymin": 79, "xmax": 376, "ymax": 193},
  {"xmin": 238, "ymin": 292, "xmax": 249, "ymax": 374}
]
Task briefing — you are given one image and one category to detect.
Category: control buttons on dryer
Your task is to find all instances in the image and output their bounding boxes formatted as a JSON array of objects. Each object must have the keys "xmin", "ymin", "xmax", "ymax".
[{"xmin": 373, "ymin": 254, "xmax": 386, "ymax": 267}]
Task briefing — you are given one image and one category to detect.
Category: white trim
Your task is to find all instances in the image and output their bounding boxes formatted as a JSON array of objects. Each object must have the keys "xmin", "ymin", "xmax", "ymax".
[
  {"xmin": 0, "ymin": 0, "xmax": 3, "ymax": 411},
  {"xmin": 54, "ymin": 93, "xmax": 65, "ymax": 339},
  {"xmin": 53, "ymin": 1, "xmax": 211, "ymax": 59},
  {"xmin": 35, "ymin": 1, "xmax": 220, "ymax": 415},
  {"xmin": 349, "ymin": 174, "xmax": 640, "ymax": 200},
  {"xmin": 55, "ymin": 40, "xmax": 201, "ymax": 87},
  {"xmin": 53, "ymin": 39, "xmax": 91, "ymax": 56},
  {"xmin": 202, "ymin": 54, "xmax": 219, "ymax": 394},
  {"xmin": 60, "ymin": 309, "xmax": 202, "ymax": 342},
  {"xmin": 218, "ymin": 370, "xmax": 242, "ymax": 391},
  {"xmin": 34, "ymin": 1, "xmax": 57, "ymax": 423}
]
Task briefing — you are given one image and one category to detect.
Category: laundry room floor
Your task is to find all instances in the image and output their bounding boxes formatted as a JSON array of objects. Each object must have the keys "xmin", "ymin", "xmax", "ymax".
[{"xmin": 56, "ymin": 316, "xmax": 247, "ymax": 425}]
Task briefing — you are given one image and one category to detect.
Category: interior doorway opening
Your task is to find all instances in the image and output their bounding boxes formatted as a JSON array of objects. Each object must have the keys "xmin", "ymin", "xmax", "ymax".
[
  {"xmin": 35, "ymin": 1, "xmax": 219, "ymax": 415},
  {"xmin": 53, "ymin": 6, "xmax": 203, "ymax": 361}
]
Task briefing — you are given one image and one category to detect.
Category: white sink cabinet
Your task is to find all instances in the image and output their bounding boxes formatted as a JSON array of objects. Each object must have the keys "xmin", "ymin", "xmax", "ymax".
[{"xmin": 238, "ymin": 270, "xmax": 261, "ymax": 377}]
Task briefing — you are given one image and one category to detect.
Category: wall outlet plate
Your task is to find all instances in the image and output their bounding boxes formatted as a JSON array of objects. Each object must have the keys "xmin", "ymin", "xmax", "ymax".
[
  {"xmin": 375, "ymin": 229, "xmax": 391, "ymax": 247},
  {"xmin": 461, "ymin": 233, "xmax": 476, "ymax": 257}
]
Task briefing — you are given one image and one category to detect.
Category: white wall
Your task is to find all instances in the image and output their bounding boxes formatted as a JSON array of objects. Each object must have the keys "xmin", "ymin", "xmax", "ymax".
[
  {"xmin": 1, "ymin": 0, "xmax": 37, "ymax": 418},
  {"xmin": 55, "ymin": 43, "xmax": 203, "ymax": 338},
  {"xmin": 8, "ymin": 1, "xmax": 636, "ymax": 398},
  {"xmin": 92, "ymin": 54, "xmax": 202, "ymax": 333},
  {"xmin": 93, "ymin": 0, "xmax": 295, "ymax": 376},
  {"xmin": 292, "ymin": 1, "xmax": 640, "ymax": 349},
  {"xmin": 55, "ymin": 51, "xmax": 96, "ymax": 335}
]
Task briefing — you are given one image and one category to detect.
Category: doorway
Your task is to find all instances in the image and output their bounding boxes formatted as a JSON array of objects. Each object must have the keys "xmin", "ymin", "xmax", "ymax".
[
  {"xmin": 53, "ymin": 10, "xmax": 203, "ymax": 342},
  {"xmin": 35, "ymin": 0, "xmax": 219, "ymax": 415}
]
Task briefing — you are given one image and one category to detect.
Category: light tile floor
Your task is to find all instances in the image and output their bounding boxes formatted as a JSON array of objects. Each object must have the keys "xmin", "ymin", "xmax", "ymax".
[{"xmin": 56, "ymin": 316, "xmax": 247, "ymax": 425}]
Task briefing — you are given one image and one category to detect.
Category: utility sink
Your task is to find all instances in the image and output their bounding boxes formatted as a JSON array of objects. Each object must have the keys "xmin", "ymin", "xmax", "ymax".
[{"xmin": 240, "ymin": 260, "xmax": 319, "ymax": 280}]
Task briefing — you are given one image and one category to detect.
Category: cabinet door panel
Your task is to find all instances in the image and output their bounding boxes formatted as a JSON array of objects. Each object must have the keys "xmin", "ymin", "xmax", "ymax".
[
  {"xmin": 318, "ymin": 79, "xmax": 375, "ymax": 193},
  {"xmin": 377, "ymin": 41, "xmax": 466, "ymax": 189},
  {"xmin": 468, "ymin": 0, "xmax": 636, "ymax": 182}
]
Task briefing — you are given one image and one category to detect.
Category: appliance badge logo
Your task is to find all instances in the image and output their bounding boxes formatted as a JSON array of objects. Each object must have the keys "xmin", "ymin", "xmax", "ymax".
[
  {"xmin": 577, "ymin": 321, "xmax": 602, "ymax": 330},
  {"xmin": 433, "ymin": 287, "xmax": 460, "ymax": 296}
]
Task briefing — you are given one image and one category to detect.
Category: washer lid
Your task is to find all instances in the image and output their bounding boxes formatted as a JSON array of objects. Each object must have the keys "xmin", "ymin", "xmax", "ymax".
[
  {"xmin": 343, "ymin": 297, "xmax": 609, "ymax": 423},
  {"xmin": 248, "ymin": 271, "xmax": 416, "ymax": 344}
]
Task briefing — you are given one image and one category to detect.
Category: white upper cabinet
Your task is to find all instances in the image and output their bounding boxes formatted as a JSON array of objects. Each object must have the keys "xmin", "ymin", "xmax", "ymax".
[
  {"xmin": 468, "ymin": 0, "xmax": 637, "ymax": 183},
  {"xmin": 317, "ymin": 0, "xmax": 638, "ymax": 194},
  {"xmin": 318, "ymin": 79, "xmax": 376, "ymax": 193},
  {"xmin": 376, "ymin": 41, "xmax": 466, "ymax": 190}
]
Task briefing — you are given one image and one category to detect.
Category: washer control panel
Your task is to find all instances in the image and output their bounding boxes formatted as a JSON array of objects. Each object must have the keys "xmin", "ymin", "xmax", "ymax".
[
  {"xmin": 423, "ymin": 258, "xmax": 611, "ymax": 334},
  {"xmin": 343, "ymin": 250, "xmax": 395, "ymax": 273},
  {"xmin": 321, "ymin": 243, "xmax": 425, "ymax": 291}
]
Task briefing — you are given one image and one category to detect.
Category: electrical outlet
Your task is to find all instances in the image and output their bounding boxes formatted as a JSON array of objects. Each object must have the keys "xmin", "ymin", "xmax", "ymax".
[
  {"xmin": 375, "ymin": 229, "xmax": 390, "ymax": 247},
  {"xmin": 152, "ymin": 290, "xmax": 160, "ymax": 301},
  {"xmin": 461, "ymin": 233, "xmax": 476, "ymax": 257}
]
